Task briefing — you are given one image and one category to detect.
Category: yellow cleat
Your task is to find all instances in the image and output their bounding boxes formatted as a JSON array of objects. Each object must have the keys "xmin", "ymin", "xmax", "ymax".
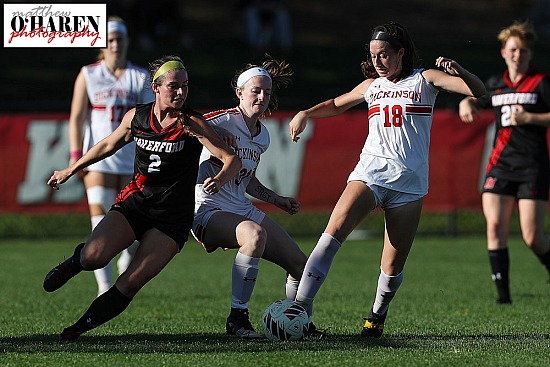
[{"xmin": 361, "ymin": 308, "xmax": 386, "ymax": 338}]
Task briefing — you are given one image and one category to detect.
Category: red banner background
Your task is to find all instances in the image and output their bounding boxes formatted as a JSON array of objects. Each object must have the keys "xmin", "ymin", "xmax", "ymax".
[{"xmin": 0, "ymin": 110, "xmax": 496, "ymax": 214}]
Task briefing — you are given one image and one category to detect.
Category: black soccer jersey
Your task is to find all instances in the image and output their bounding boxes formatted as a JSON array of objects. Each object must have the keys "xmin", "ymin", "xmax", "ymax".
[
  {"xmin": 477, "ymin": 68, "xmax": 550, "ymax": 181},
  {"xmin": 115, "ymin": 102, "xmax": 203, "ymax": 227}
]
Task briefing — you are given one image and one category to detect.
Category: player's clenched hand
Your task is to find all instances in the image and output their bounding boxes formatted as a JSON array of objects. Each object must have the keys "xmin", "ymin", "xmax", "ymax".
[
  {"xmin": 510, "ymin": 105, "xmax": 529, "ymax": 125},
  {"xmin": 289, "ymin": 111, "xmax": 308, "ymax": 142},
  {"xmin": 48, "ymin": 169, "xmax": 71, "ymax": 190},
  {"xmin": 458, "ymin": 97, "xmax": 480, "ymax": 123},
  {"xmin": 203, "ymin": 177, "xmax": 220, "ymax": 195},
  {"xmin": 275, "ymin": 196, "xmax": 300, "ymax": 215},
  {"xmin": 435, "ymin": 56, "xmax": 464, "ymax": 76}
]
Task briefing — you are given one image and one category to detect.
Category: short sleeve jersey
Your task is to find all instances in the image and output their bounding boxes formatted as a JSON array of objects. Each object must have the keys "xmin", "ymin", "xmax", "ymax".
[
  {"xmin": 115, "ymin": 102, "xmax": 203, "ymax": 227},
  {"xmin": 82, "ymin": 60, "xmax": 154, "ymax": 174},
  {"xmin": 349, "ymin": 69, "xmax": 439, "ymax": 195},
  {"xmin": 195, "ymin": 107, "xmax": 269, "ymax": 214},
  {"xmin": 476, "ymin": 68, "xmax": 550, "ymax": 181}
]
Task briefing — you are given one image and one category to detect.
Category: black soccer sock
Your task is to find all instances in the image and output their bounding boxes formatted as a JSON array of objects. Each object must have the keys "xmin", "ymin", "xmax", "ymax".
[
  {"xmin": 65, "ymin": 285, "xmax": 133, "ymax": 334},
  {"xmin": 488, "ymin": 249, "xmax": 511, "ymax": 302},
  {"xmin": 536, "ymin": 248, "xmax": 550, "ymax": 276},
  {"xmin": 70, "ymin": 243, "xmax": 85, "ymax": 273}
]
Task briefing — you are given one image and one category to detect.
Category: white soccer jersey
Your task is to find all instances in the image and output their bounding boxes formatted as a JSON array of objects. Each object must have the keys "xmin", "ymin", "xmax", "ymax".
[
  {"xmin": 195, "ymin": 107, "xmax": 270, "ymax": 215},
  {"xmin": 82, "ymin": 60, "xmax": 154, "ymax": 174},
  {"xmin": 348, "ymin": 69, "xmax": 439, "ymax": 195}
]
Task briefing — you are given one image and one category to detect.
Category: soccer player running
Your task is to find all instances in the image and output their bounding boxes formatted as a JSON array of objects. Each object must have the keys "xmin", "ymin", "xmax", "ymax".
[
  {"xmin": 288, "ymin": 21, "xmax": 486, "ymax": 337},
  {"xmin": 193, "ymin": 58, "xmax": 319, "ymax": 338},
  {"xmin": 43, "ymin": 55, "xmax": 241, "ymax": 342},
  {"xmin": 459, "ymin": 20, "xmax": 550, "ymax": 304},
  {"xmin": 68, "ymin": 16, "xmax": 154, "ymax": 296}
]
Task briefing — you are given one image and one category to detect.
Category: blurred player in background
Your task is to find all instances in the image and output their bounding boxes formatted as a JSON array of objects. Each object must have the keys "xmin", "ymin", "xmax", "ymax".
[
  {"xmin": 44, "ymin": 55, "xmax": 241, "ymax": 342},
  {"xmin": 289, "ymin": 21, "xmax": 486, "ymax": 337},
  {"xmin": 68, "ymin": 16, "xmax": 154, "ymax": 296},
  {"xmin": 193, "ymin": 58, "xmax": 321, "ymax": 339},
  {"xmin": 459, "ymin": 20, "xmax": 550, "ymax": 304}
]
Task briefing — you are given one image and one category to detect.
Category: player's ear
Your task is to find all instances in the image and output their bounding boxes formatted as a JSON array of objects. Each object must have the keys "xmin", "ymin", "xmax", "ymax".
[
  {"xmin": 151, "ymin": 82, "xmax": 159, "ymax": 94},
  {"xmin": 235, "ymin": 87, "xmax": 243, "ymax": 99},
  {"xmin": 398, "ymin": 47, "xmax": 404, "ymax": 58}
]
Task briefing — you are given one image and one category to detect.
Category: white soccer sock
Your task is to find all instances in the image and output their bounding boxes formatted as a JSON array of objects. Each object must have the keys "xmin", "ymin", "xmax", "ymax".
[
  {"xmin": 91, "ymin": 215, "xmax": 112, "ymax": 296},
  {"xmin": 231, "ymin": 252, "xmax": 260, "ymax": 309},
  {"xmin": 91, "ymin": 215, "xmax": 103, "ymax": 230},
  {"xmin": 372, "ymin": 267, "xmax": 404, "ymax": 315},
  {"xmin": 286, "ymin": 276, "xmax": 314, "ymax": 320},
  {"xmin": 285, "ymin": 276, "xmax": 299, "ymax": 300},
  {"xmin": 295, "ymin": 233, "xmax": 341, "ymax": 316},
  {"xmin": 117, "ymin": 241, "xmax": 139, "ymax": 275}
]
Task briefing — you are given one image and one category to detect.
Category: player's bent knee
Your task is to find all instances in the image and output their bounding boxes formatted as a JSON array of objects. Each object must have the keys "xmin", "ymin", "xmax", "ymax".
[{"xmin": 80, "ymin": 245, "xmax": 112, "ymax": 269}]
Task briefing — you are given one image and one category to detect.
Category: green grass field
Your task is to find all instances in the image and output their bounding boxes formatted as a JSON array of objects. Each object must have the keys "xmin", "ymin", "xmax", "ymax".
[{"xmin": 1, "ymin": 235, "xmax": 549, "ymax": 366}]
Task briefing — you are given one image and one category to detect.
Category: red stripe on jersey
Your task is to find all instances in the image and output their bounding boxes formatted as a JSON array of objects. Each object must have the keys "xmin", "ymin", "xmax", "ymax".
[
  {"xmin": 91, "ymin": 104, "xmax": 106, "ymax": 111},
  {"xmin": 164, "ymin": 127, "xmax": 186, "ymax": 141},
  {"xmin": 203, "ymin": 108, "xmax": 240, "ymax": 120},
  {"xmin": 486, "ymin": 128, "xmax": 512, "ymax": 175},
  {"xmin": 405, "ymin": 104, "xmax": 432, "ymax": 115},
  {"xmin": 368, "ymin": 105, "xmax": 380, "ymax": 120},
  {"xmin": 147, "ymin": 103, "xmax": 186, "ymax": 141},
  {"xmin": 116, "ymin": 173, "xmax": 148, "ymax": 203},
  {"xmin": 516, "ymin": 73, "xmax": 545, "ymax": 93}
]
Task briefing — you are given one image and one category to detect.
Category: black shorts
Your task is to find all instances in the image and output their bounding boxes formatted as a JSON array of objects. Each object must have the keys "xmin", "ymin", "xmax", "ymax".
[
  {"xmin": 111, "ymin": 205, "xmax": 189, "ymax": 251},
  {"xmin": 481, "ymin": 176, "xmax": 549, "ymax": 200}
]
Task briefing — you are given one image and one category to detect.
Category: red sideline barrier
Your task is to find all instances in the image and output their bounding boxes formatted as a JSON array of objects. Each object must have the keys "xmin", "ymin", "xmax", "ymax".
[{"xmin": 0, "ymin": 110, "xmax": 502, "ymax": 214}]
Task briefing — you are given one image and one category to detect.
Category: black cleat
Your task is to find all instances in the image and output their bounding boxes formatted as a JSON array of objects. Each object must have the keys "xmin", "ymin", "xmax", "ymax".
[
  {"xmin": 361, "ymin": 308, "xmax": 387, "ymax": 338},
  {"xmin": 43, "ymin": 243, "xmax": 84, "ymax": 292},
  {"xmin": 226, "ymin": 308, "xmax": 261, "ymax": 339},
  {"xmin": 59, "ymin": 327, "xmax": 82, "ymax": 343},
  {"xmin": 304, "ymin": 322, "xmax": 327, "ymax": 339},
  {"xmin": 496, "ymin": 297, "xmax": 512, "ymax": 305}
]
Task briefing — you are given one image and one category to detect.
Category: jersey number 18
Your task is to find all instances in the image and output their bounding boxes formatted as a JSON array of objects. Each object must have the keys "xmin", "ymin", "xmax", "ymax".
[{"xmin": 383, "ymin": 105, "xmax": 404, "ymax": 127}]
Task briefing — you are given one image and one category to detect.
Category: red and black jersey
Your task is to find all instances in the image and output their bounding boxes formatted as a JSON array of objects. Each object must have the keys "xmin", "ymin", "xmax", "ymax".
[
  {"xmin": 476, "ymin": 68, "xmax": 550, "ymax": 181},
  {"xmin": 115, "ymin": 102, "xmax": 203, "ymax": 227}
]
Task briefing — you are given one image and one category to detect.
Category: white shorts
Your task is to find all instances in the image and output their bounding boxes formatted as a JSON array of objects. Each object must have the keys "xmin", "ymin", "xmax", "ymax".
[
  {"xmin": 192, "ymin": 205, "xmax": 265, "ymax": 252},
  {"xmin": 367, "ymin": 184, "xmax": 424, "ymax": 210}
]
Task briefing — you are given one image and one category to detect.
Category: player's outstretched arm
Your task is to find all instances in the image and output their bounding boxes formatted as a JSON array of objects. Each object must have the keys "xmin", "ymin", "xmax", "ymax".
[
  {"xmin": 289, "ymin": 79, "xmax": 373, "ymax": 142},
  {"xmin": 48, "ymin": 108, "xmax": 135, "ymax": 189},
  {"xmin": 426, "ymin": 57, "xmax": 486, "ymax": 97}
]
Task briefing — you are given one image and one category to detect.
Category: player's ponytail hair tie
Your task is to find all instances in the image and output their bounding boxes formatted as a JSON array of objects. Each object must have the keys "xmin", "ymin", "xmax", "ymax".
[
  {"xmin": 153, "ymin": 61, "xmax": 186, "ymax": 82},
  {"xmin": 237, "ymin": 67, "xmax": 271, "ymax": 88},
  {"xmin": 371, "ymin": 31, "xmax": 403, "ymax": 49},
  {"xmin": 107, "ymin": 21, "xmax": 127, "ymax": 36}
]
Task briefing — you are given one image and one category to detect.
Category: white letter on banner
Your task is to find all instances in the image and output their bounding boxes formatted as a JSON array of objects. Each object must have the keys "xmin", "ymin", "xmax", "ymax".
[
  {"xmin": 255, "ymin": 118, "xmax": 314, "ymax": 197},
  {"xmin": 17, "ymin": 120, "xmax": 84, "ymax": 204}
]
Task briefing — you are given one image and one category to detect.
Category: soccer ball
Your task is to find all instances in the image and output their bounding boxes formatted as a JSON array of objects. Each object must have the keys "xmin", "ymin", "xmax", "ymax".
[{"xmin": 261, "ymin": 299, "xmax": 309, "ymax": 341}]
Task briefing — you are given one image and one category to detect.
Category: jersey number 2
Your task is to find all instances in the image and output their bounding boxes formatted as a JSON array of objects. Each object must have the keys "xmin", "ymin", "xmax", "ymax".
[
  {"xmin": 235, "ymin": 168, "xmax": 254, "ymax": 185},
  {"xmin": 500, "ymin": 105, "xmax": 513, "ymax": 127},
  {"xmin": 148, "ymin": 154, "xmax": 161, "ymax": 173}
]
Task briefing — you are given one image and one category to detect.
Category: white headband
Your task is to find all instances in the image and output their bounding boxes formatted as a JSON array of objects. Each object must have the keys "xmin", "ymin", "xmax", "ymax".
[
  {"xmin": 236, "ymin": 67, "xmax": 271, "ymax": 88},
  {"xmin": 107, "ymin": 21, "xmax": 127, "ymax": 36}
]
